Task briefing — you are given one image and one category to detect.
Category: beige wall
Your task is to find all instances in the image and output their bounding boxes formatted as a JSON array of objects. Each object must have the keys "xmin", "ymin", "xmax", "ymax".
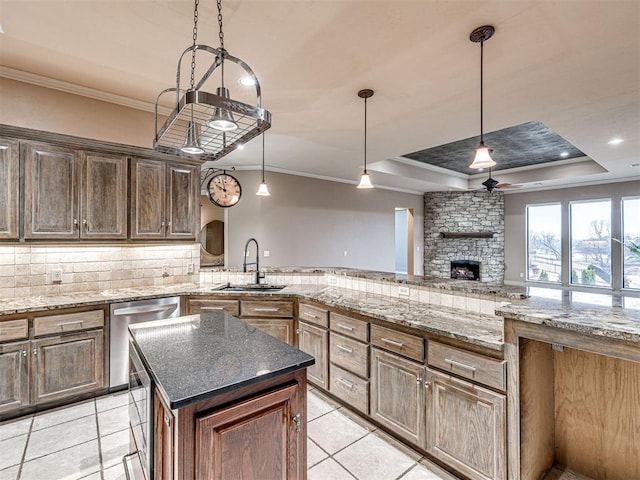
[
  {"xmin": 224, "ymin": 170, "xmax": 424, "ymax": 274},
  {"xmin": 504, "ymin": 180, "xmax": 640, "ymax": 285},
  {"xmin": 0, "ymin": 78, "xmax": 154, "ymax": 147}
]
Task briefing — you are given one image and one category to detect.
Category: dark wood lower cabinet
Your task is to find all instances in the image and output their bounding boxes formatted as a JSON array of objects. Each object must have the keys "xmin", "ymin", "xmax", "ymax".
[
  {"xmin": 0, "ymin": 341, "xmax": 29, "ymax": 413},
  {"xmin": 31, "ymin": 330, "xmax": 104, "ymax": 404},
  {"xmin": 245, "ymin": 319, "xmax": 294, "ymax": 345},
  {"xmin": 196, "ymin": 383, "xmax": 302, "ymax": 480},
  {"xmin": 298, "ymin": 321, "xmax": 328, "ymax": 389}
]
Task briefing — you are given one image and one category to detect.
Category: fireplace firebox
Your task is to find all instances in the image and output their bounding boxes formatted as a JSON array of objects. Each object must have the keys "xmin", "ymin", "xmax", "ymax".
[{"xmin": 450, "ymin": 260, "xmax": 480, "ymax": 281}]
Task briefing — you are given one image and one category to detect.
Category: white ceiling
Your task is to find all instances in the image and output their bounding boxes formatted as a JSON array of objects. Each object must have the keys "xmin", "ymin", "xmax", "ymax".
[{"xmin": 1, "ymin": 0, "xmax": 639, "ymax": 194}]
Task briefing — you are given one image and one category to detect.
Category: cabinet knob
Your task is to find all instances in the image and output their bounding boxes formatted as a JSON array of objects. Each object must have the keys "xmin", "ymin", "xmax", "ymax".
[
  {"xmin": 32, "ymin": 348, "xmax": 37, "ymax": 356},
  {"xmin": 73, "ymin": 218, "xmax": 78, "ymax": 227},
  {"xmin": 166, "ymin": 222, "xmax": 171, "ymax": 227},
  {"xmin": 82, "ymin": 219, "xmax": 87, "ymax": 226},
  {"xmin": 416, "ymin": 377, "xmax": 422, "ymax": 385},
  {"xmin": 22, "ymin": 350, "xmax": 27, "ymax": 357},
  {"xmin": 292, "ymin": 413, "xmax": 301, "ymax": 433},
  {"xmin": 424, "ymin": 381, "xmax": 431, "ymax": 389},
  {"xmin": 161, "ymin": 222, "xmax": 165, "ymax": 227}
]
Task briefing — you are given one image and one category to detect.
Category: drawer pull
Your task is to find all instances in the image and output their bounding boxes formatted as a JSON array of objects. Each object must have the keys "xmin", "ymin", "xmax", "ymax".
[
  {"xmin": 445, "ymin": 358, "xmax": 477, "ymax": 373},
  {"xmin": 57, "ymin": 320, "xmax": 84, "ymax": 328},
  {"xmin": 335, "ymin": 323, "xmax": 354, "ymax": 331},
  {"xmin": 336, "ymin": 344, "xmax": 353, "ymax": 354},
  {"xmin": 381, "ymin": 337, "xmax": 404, "ymax": 348},
  {"xmin": 201, "ymin": 306, "xmax": 225, "ymax": 310},
  {"xmin": 254, "ymin": 307, "xmax": 280, "ymax": 312},
  {"xmin": 336, "ymin": 377, "xmax": 355, "ymax": 390}
]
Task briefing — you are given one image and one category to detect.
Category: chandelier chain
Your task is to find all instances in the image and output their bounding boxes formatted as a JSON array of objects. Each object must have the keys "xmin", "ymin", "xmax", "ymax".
[
  {"xmin": 217, "ymin": 0, "xmax": 225, "ymax": 50},
  {"xmin": 364, "ymin": 97, "xmax": 368, "ymax": 172},
  {"xmin": 189, "ymin": 0, "xmax": 200, "ymax": 90},
  {"xmin": 480, "ymin": 39, "xmax": 484, "ymax": 143}
]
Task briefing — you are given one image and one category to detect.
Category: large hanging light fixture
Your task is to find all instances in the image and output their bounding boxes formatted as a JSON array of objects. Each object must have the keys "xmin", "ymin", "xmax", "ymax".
[
  {"xmin": 469, "ymin": 25, "xmax": 496, "ymax": 170},
  {"xmin": 357, "ymin": 89, "xmax": 374, "ymax": 189},
  {"xmin": 256, "ymin": 134, "xmax": 271, "ymax": 196},
  {"xmin": 154, "ymin": 0, "xmax": 271, "ymax": 161}
]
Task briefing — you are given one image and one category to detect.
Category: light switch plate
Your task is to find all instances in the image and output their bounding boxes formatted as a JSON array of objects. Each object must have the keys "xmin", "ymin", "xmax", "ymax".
[
  {"xmin": 52, "ymin": 269, "xmax": 62, "ymax": 283},
  {"xmin": 162, "ymin": 265, "xmax": 170, "ymax": 277},
  {"xmin": 187, "ymin": 263, "xmax": 195, "ymax": 274},
  {"xmin": 398, "ymin": 286, "xmax": 410, "ymax": 296}
]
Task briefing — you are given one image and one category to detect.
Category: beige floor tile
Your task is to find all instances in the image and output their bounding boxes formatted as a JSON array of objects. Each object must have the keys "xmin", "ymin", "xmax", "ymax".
[
  {"xmin": 334, "ymin": 433, "xmax": 417, "ymax": 480},
  {"xmin": 100, "ymin": 428, "xmax": 130, "ymax": 468},
  {"xmin": 96, "ymin": 391, "xmax": 129, "ymax": 413},
  {"xmin": 0, "ymin": 434, "xmax": 27, "ymax": 470},
  {"xmin": 369, "ymin": 429, "xmax": 421, "ymax": 461},
  {"xmin": 102, "ymin": 463, "xmax": 128, "ymax": 480},
  {"xmin": 0, "ymin": 416, "xmax": 32, "ymax": 441},
  {"xmin": 336, "ymin": 405, "xmax": 379, "ymax": 432},
  {"xmin": 308, "ymin": 458, "xmax": 356, "ymax": 480},
  {"xmin": 307, "ymin": 438, "xmax": 328, "ymax": 468},
  {"xmin": 400, "ymin": 464, "xmax": 449, "ymax": 480},
  {"xmin": 415, "ymin": 457, "xmax": 460, "ymax": 480},
  {"xmin": 32, "ymin": 400, "xmax": 95, "ymax": 431},
  {"xmin": 0, "ymin": 464, "xmax": 19, "ymax": 480},
  {"xmin": 98, "ymin": 405, "xmax": 129, "ymax": 437},
  {"xmin": 25, "ymin": 415, "xmax": 97, "ymax": 461},
  {"xmin": 307, "ymin": 390, "xmax": 336, "ymax": 421},
  {"xmin": 20, "ymin": 440, "xmax": 101, "ymax": 480},
  {"xmin": 307, "ymin": 410, "xmax": 370, "ymax": 455}
]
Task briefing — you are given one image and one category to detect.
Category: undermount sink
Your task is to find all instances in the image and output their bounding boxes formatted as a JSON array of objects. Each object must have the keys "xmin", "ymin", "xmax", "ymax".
[{"xmin": 215, "ymin": 284, "xmax": 286, "ymax": 292}]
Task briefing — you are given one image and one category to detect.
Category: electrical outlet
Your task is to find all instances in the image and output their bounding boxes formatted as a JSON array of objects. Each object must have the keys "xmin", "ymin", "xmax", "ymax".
[
  {"xmin": 162, "ymin": 265, "xmax": 170, "ymax": 277},
  {"xmin": 343, "ymin": 250, "xmax": 348, "ymax": 257},
  {"xmin": 328, "ymin": 275, "xmax": 337, "ymax": 286},
  {"xmin": 52, "ymin": 269, "xmax": 62, "ymax": 283},
  {"xmin": 519, "ymin": 272, "xmax": 524, "ymax": 278},
  {"xmin": 264, "ymin": 250, "xmax": 270, "ymax": 257},
  {"xmin": 187, "ymin": 263, "xmax": 195, "ymax": 274},
  {"xmin": 398, "ymin": 286, "xmax": 410, "ymax": 296}
]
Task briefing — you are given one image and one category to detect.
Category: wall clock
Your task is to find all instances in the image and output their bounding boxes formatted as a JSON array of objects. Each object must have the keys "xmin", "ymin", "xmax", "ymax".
[{"xmin": 206, "ymin": 173, "xmax": 242, "ymax": 208}]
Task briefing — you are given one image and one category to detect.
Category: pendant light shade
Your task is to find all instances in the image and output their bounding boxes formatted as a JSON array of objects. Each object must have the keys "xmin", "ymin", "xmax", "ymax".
[
  {"xmin": 256, "ymin": 133, "xmax": 271, "ymax": 196},
  {"xmin": 180, "ymin": 120, "xmax": 205, "ymax": 155},
  {"xmin": 357, "ymin": 89, "xmax": 374, "ymax": 189},
  {"xmin": 469, "ymin": 25, "xmax": 496, "ymax": 170},
  {"xmin": 209, "ymin": 87, "xmax": 239, "ymax": 131}
]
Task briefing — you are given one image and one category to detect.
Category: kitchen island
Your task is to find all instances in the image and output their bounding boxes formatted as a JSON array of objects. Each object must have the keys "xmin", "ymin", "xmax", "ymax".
[{"xmin": 128, "ymin": 311, "xmax": 315, "ymax": 480}]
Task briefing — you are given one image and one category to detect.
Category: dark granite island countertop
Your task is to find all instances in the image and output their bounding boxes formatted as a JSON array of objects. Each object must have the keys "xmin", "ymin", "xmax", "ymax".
[{"xmin": 129, "ymin": 311, "xmax": 315, "ymax": 409}]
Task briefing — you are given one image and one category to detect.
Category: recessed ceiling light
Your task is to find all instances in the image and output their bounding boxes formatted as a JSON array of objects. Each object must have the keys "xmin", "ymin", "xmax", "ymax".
[
  {"xmin": 560, "ymin": 151, "xmax": 569, "ymax": 158},
  {"xmin": 239, "ymin": 76, "xmax": 256, "ymax": 87},
  {"xmin": 236, "ymin": 143, "xmax": 245, "ymax": 150},
  {"xmin": 608, "ymin": 138, "xmax": 624, "ymax": 145}
]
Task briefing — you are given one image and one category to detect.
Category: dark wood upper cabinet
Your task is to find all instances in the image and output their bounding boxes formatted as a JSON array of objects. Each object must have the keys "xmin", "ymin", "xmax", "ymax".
[
  {"xmin": 23, "ymin": 142, "xmax": 80, "ymax": 240},
  {"xmin": 0, "ymin": 138, "xmax": 19, "ymax": 240},
  {"xmin": 81, "ymin": 152, "xmax": 128, "ymax": 239},
  {"xmin": 131, "ymin": 158, "xmax": 198, "ymax": 240}
]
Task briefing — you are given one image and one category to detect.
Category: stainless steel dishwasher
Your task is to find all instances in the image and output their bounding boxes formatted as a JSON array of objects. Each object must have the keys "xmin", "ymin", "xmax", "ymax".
[{"xmin": 109, "ymin": 296, "xmax": 180, "ymax": 389}]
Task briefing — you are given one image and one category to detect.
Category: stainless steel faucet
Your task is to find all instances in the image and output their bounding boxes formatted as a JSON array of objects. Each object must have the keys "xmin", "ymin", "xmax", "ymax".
[{"xmin": 243, "ymin": 238, "xmax": 264, "ymax": 284}]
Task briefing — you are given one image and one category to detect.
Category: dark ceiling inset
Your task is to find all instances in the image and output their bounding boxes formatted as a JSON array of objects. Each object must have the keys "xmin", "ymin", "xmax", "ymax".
[{"xmin": 402, "ymin": 121, "xmax": 585, "ymax": 175}]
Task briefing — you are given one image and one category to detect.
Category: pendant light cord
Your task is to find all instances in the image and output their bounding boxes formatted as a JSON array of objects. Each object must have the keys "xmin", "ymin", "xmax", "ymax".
[
  {"xmin": 189, "ymin": 0, "xmax": 199, "ymax": 91},
  {"xmin": 262, "ymin": 134, "xmax": 266, "ymax": 182},
  {"xmin": 479, "ymin": 39, "xmax": 484, "ymax": 144},
  {"xmin": 363, "ymin": 96, "xmax": 368, "ymax": 173},
  {"xmin": 217, "ymin": 0, "xmax": 225, "ymax": 90}
]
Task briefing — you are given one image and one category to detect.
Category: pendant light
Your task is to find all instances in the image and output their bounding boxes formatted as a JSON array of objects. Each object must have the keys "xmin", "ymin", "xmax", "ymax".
[
  {"xmin": 469, "ymin": 25, "xmax": 496, "ymax": 170},
  {"xmin": 153, "ymin": 0, "xmax": 271, "ymax": 161},
  {"xmin": 357, "ymin": 89, "xmax": 374, "ymax": 189},
  {"xmin": 256, "ymin": 134, "xmax": 271, "ymax": 196}
]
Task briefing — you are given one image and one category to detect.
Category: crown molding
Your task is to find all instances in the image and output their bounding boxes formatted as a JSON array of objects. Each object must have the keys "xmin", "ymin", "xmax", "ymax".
[{"xmin": 0, "ymin": 66, "xmax": 172, "ymax": 116}]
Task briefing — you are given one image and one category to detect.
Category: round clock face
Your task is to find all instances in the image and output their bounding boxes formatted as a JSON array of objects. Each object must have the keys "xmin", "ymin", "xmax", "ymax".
[{"xmin": 206, "ymin": 174, "xmax": 242, "ymax": 208}]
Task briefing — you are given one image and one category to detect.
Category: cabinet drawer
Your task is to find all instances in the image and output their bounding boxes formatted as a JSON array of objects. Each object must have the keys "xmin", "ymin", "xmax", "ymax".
[
  {"xmin": 428, "ymin": 341, "xmax": 506, "ymax": 391},
  {"xmin": 330, "ymin": 333, "xmax": 369, "ymax": 378},
  {"xmin": 189, "ymin": 299, "xmax": 240, "ymax": 316},
  {"xmin": 330, "ymin": 312, "xmax": 368, "ymax": 342},
  {"xmin": 0, "ymin": 319, "xmax": 28, "ymax": 342},
  {"xmin": 329, "ymin": 364, "xmax": 369, "ymax": 414},
  {"xmin": 371, "ymin": 324, "xmax": 424, "ymax": 362},
  {"xmin": 298, "ymin": 303, "xmax": 328, "ymax": 327},
  {"xmin": 240, "ymin": 301, "xmax": 293, "ymax": 318},
  {"xmin": 34, "ymin": 310, "xmax": 104, "ymax": 337}
]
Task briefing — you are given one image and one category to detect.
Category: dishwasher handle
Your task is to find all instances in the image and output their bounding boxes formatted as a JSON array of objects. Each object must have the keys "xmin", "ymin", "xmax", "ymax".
[{"xmin": 112, "ymin": 304, "xmax": 178, "ymax": 316}]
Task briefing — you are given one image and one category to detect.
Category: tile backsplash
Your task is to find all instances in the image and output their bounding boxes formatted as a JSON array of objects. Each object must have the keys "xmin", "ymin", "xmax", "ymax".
[{"xmin": 0, "ymin": 244, "xmax": 200, "ymax": 298}]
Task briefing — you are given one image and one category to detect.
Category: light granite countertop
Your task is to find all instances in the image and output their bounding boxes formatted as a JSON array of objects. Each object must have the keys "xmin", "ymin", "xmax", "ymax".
[{"xmin": 2, "ymin": 282, "xmax": 639, "ymax": 350}]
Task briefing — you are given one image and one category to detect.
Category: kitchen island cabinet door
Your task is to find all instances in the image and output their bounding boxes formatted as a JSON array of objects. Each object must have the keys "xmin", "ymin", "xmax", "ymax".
[
  {"xmin": 0, "ymin": 138, "xmax": 19, "ymax": 240},
  {"xmin": 425, "ymin": 368, "xmax": 506, "ymax": 480},
  {"xmin": 80, "ymin": 152, "xmax": 128, "ymax": 239},
  {"xmin": 370, "ymin": 347, "xmax": 425, "ymax": 446},
  {"xmin": 165, "ymin": 163, "xmax": 198, "ymax": 239},
  {"xmin": 298, "ymin": 321, "xmax": 329, "ymax": 389},
  {"xmin": 0, "ymin": 341, "xmax": 29, "ymax": 413},
  {"xmin": 195, "ymin": 383, "xmax": 304, "ymax": 480},
  {"xmin": 130, "ymin": 158, "xmax": 166, "ymax": 239},
  {"xmin": 23, "ymin": 142, "xmax": 80, "ymax": 239},
  {"xmin": 31, "ymin": 330, "xmax": 104, "ymax": 404}
]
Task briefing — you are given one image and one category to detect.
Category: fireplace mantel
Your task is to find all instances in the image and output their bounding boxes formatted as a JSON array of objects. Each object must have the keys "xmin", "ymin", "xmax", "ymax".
[{"xmin": 439, "ymin": 232, "xmax": 495, "ymax": 239}]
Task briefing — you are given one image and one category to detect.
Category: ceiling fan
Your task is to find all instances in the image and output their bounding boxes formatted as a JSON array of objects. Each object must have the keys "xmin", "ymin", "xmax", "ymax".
[{"xmin": 478, "ymin": 168, "xmax": 523, "ymax": 193}]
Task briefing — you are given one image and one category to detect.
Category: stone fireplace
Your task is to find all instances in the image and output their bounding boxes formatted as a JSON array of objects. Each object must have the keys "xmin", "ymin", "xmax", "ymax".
[
  {"xmin": 450, "ymin": 260, "xmax": 481, "ymax": 281},
  {"xmin": 424, "ymin": 191, "xmax": 504, "ymax": 283}
]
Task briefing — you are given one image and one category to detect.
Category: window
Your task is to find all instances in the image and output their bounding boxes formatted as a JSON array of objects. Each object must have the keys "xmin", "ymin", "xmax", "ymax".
[
  {"xmin": 570, "ymin": 199, "xmax": 611, "ymax": 287},
  {"xmin": 526, "ymin": 203, "xmax": 561, "ymax": 283},
  {"xmin": 622, "ymin": 197, "xmax": 640, "ymax": 290}
]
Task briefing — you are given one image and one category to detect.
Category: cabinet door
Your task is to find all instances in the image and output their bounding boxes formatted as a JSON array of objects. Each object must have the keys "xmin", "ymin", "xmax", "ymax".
[
  {"xmin": 154, "ymin": 390, "xmax": 174, "ymax": 480},
  {"xmin": 425, "ymin": 368, "xmax": 506, "ymax": 480},
  {"xmin": 0, "ymin": 342, "xmax": 29, "ymax": 413},
  {"xmin": 130, "ymin": 158, "xmax": 166, "ymax": 239},
  {"xmin": 196, "ymin": 383, "xmax": 303, "ymax": 480},
  {"xmin": 31, "ymin": 330, "xmax": 104, "ymax": 404},
  {"xmin": 245, "ymin": 319, "xmax": 294, "ymax": 345},
  {"xmin": 23, "ymin": 142, "xmax": 80, "ymax": 239},
  {"xmin": 81, "ymin": 152, "xmax": 128, "ymax": 239},
  {"xmin": 0, "ymin": 138, "xmax": 19, "ymax": 240},
  {"xmin": 298, "ymin": 321, "xmax": 329, "ymax": 389},
  {"xmin": 166, "ymin": 163, "xmax": 198, "ymax": 239},
  {"xmin": 370, "ymin": 347, "xmax": 425, "ymax": 446}
]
